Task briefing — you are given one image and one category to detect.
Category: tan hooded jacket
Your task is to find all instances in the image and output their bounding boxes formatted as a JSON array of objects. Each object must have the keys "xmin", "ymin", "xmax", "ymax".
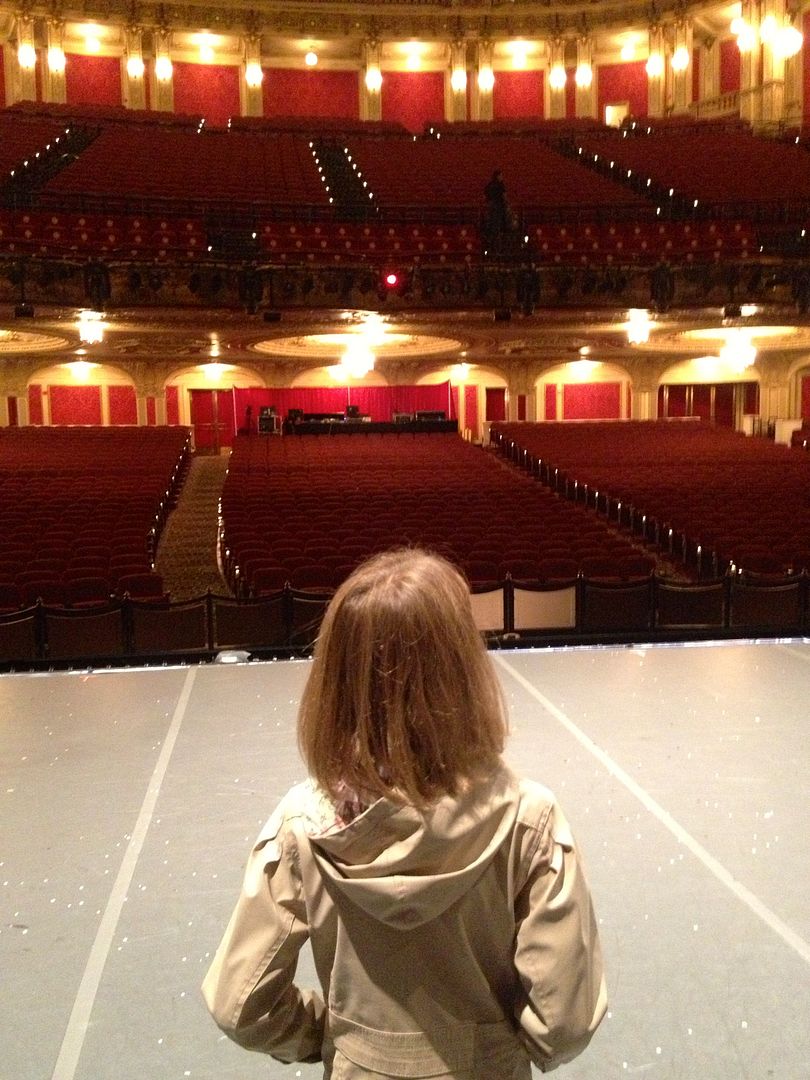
[{"xmin": 202, "ymin": 762, "xmax": 606, "ymax": 1078}]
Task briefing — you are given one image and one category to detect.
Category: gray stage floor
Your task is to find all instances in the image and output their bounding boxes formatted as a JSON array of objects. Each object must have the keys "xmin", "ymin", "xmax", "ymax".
[{"xmin": 3, "ymin": 640, "xmax": 810, "ymax": 1080}]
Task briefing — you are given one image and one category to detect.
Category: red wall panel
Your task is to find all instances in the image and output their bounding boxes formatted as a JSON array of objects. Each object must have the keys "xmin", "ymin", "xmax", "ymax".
[
  {"xmin": 485, "ymin": 387, "xmax": 507, "ymax": 422},
  {"xmin": 517, "ymin": 393, "xmax": 527, "ymax": 420},
  {"xmin": 562, "ymin": 382, "xmax": 621, "ymax": 420},
  {"xmin": 172, "ymin": 61, "xmax": 240, "ymax": 126},
  {"xmin": 464, "ymin": 384, "xmax": 478, "ymax": 435},
  {"xmin": 805, "ymin": 14, "xmax": 810, "ymax": 122},
  {"xmin": 660, "ymin": 385, "xmax": 687, "ymax": 417},
  {"xmin": 597, "ymin": 61, "xmax": 648, "ymax": 120},
  {"xmin": 108, "ymin": 385, "xmax": 137, "ymax": 425},
  {"xmin": 28, "ymin": 385, "xmax": 43, "ymax": 425},
  {"xmin": 65, "ymin": 54, "xmax": 121, "ymax": 107},
  {"xmin": 262, "ymin": 69, "xmax": 359, "ymax": 119},
  {"xmin": 0, "ymin": 47, "xmax": 5, "ymax": 109},
  {"xmin": 802, "ymin": 375, "xmax": 810, "ymax": 419},
  {"xmin": 165, "ymin": 385, "xmax": 180, "ymax": 425},
  {"xmin": 146, "ymin": 396, "xmax": 157, "ymax": 425},
  {"xmin": 544, "ymin": 384, "xmax": 557, "ymax": 420},
  {"xmin": 719, "ymin": 39, "xmax": 740, "ymax": 95},
  {"xmin": 744, "ymin": 382, "xmax": 760, "ymax": 415},
  {"xmin": 7, "ymin": 395, "xmax": 18, "ymax": 426},
  {"xmin": 492, "ymin": 70, "xmax": 543, "ymax": 119},
  {"xmin": 565, "ymin": 71, "xmax": 576, "ymax": 119},
  {"xmin": 49, "ymin": 385, "xmax": 102, "ymax": 425},
  {"xmin": 381, "ymin": 72, "xmax": 445, "ymax": 133}
]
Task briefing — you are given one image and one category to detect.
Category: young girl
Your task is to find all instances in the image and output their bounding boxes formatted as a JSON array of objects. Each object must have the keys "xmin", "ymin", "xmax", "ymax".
[{"xmin": 203, "ymin": 548, "xmax": 606, "ymax": 1077}]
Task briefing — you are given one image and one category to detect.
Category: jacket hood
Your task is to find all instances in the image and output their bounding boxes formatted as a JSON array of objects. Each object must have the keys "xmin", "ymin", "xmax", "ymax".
[{"xmin": 305, "ymin": 764, "xmax": 520, "ymax": 930}]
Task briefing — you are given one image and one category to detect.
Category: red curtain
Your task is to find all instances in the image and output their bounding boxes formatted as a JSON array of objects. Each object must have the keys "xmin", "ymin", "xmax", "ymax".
[
  {"xmin": 49, "ymin": 385, "xmax": 102, "ymax": 425},
  {"xmin": 165, "ymin": 386, "xmax": 180, "ymax": 425},
  {"xmin": 517, "ymin": 394, "xmax": 527, "ymax": 420},
  {"xmin": 381, "ymin": 72, "xmax": 445, "ymax": 133},
  {"xmin": 108, "ymin": 385, "xmax": 137, "ymax": 425},
  {"xmin": 805, "ymin": 13, "xmax": 810, "ymax": 122},
  {"xmin": 493, "ymin": 71, "xmax": 543, "ymax": 119},
  {"xmin": 743, "ymin": 382, "xmax": 759, "ymax": 415},
  {"xmin": 146, "ymin": 396, "xmax": 157, "ymax": 425},
  {"xmin": 262, "ymin": 69, "xmax": 359, "ymax": 119},
  {"xmin": 597, "ymin": 62, "xmax": 647, "ymax": 120},
  {"xmin": 65, "ymin": 54, "xmax": 121, "ymax": 106},
  {"xmin": 562, "ymin": 382, "xmax": 621, "ymax": 420},
  {"xmin": 719, "ymin": 40, "xmax": 740, "ymax": 95},
  {"xmin": 544, "ymin": 384, "xmax": 557, "ymax": 420},
  {"xmin": 7, "ymin": 395, "xmax": 18, "ymax": 426},
  {"xmin": 172, "ymin": 61, "xmax": 240, "ymax": 126}
]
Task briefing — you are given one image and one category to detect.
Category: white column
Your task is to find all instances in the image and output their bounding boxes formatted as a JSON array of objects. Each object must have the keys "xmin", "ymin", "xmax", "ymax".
[
  {"xmin": 242, "ymin": 35, "xmax": 263, "ymax": 116},
  {"xmin": 14, "ymin": 16, "xmax": 38, "ymax": 103},
  {"xmin": 124, "ymin": 27, "xmax": 147, "ymax": 110},
  {"xmin": 547, "ymin": 38, "xmax": 566, "ymax": 119},
  {"xmin": 151, "ymin": 29, "xmax": 174, "ymax": 112},
  {"xmin": 575, "ymin": 38, "xmax": 596, "ymax": 118},
  {"xmin": 44, "ymin": 21, "xmax": 66, "ymax": 103},
  {"xmin": 670, "ymin": 20, "xmax": 694, "ymax": 113},
  {"xmin": 360, "ymin": 39, "xmax": 382, "ymax": 121},
  {"xmin": 473, "ymin": 40, "xmax": 494, "ymax": 120},
  {"xmin": 647, "ymin": 24, "xmax": 666, "ymax": 116},
  {"xmin": 447, "ymin": 39, "xmax": 468, "ymax": 122}
]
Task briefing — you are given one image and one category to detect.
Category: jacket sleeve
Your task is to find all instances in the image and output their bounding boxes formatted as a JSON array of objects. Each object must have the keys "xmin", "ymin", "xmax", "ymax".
[
  {"xmin": 512, "ymin": 801, "xmax": 607, "ymax": 1073},
  {"xmin": 201, "ymin": 811, "xmax": 325, "ymax": 1063}
]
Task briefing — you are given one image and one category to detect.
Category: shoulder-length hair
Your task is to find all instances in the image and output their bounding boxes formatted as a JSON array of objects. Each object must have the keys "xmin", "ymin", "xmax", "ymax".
[{"xmin": 297, "ymin": 548, "xmax": 507, "ymax": 809}]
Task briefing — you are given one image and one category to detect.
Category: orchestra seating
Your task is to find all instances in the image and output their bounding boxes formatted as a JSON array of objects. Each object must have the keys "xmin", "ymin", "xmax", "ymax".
[
  {"xmin": 0, "ymin": 427, "xmax": 189, "ymax": 608},
  {"xmin": 492, "ymin": 420, "xmax": 810, "ymax": 578},
  {"xmin": 220, "ymin": 432, "xmax": 645, "ymax": 597}
]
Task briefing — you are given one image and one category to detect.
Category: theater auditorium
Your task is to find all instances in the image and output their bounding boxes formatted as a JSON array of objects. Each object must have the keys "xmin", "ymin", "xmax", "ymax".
[{"xmin": 1, "ymin": 0, "xmax": 810, "ymax": 1077}]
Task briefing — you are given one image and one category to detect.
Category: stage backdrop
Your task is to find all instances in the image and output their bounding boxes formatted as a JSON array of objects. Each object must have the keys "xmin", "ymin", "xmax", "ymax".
[{"xmin": 234, "ymin": 382, "xmax": 455, "ymax": 426}]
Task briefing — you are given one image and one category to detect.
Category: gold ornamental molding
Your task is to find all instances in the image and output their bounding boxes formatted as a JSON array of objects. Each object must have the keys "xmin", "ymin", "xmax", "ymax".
[{"xmin": 6, "ymin": 0, "xmax": 709, "ymax": 39}]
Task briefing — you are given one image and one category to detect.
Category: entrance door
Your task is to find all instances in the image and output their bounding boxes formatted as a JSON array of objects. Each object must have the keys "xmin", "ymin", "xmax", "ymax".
[{"xmin": 190, "ymin": 389, "xmax": 235, "ymax": 453}]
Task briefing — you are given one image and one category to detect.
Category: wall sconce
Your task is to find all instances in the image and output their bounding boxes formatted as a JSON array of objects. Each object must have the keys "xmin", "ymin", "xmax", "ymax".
[
  {"xmin": 575, "ymin": 63, "xmax": 593, "ymax": 88},
  {"xmin": 155, "ymin": 55, "xmax": 173, "ymax": 82},
  {"xmin": 127, "ymin": 56, "xmax": 145, "ymax": 78},
  {"xmin": 451, "ymin": 67, "xmax": 467, "ymax": 92},
  {"xmin": 245, "ymin": 61, "xmax": 263, "ymax": 88},
  {"xmin": 645, "ymin": 52, "xmax": 664, "ymax": 77},
  {"xmin": 477, "ymin": 66, "xmax": 495, "ymax": 91},
  {"xmin": 304, "ymin": 50, "xmax": 318, "ymax": 67},
  {"xmin": 548, "ymin": 64, "xmax": 566, "ymax": 90},
  {"xmin": 17, "ymin": 43, "xmax": 37, "ymax": 70},
  {"xmin": 47, "ymin": 47, "xmax": 66, "ymax": 73},
  {"xmin": 365, "ymin": 65, "xmax": 382, "ymax": 92},
  {"xmin": 671, "ymin": 46, "xmax": 690, "ymax": 72}
]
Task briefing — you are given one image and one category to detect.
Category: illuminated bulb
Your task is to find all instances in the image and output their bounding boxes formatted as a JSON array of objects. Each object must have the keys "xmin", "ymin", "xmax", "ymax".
[
  {"xmin": 17, "ymin": 43, "xmax": 36, "ymax": 70},
  {"xmin": 549, "ymin": 64, "xmax": 566, "ymax": 90},
  {"xmin": 48, "ymin": 47, "xmax": 66, "ymax": 73},
  {"xmin": 510, "ymin": 41, "xmax": 529, "ymax": 70},
  {"xmin": 774, "ymin": 25, "xmax": 803, "ymax": 58},
  {"xmin": 127, "ymin": 56, "xmax": 145, "ymax": 78},
  {"xmin": 671, "ymin": 46, "xmax": 689, "ymax": 72},
  {"xmin": 620, "ymin": 41, "xmax": 636, "ymax": 61},
  {"xmin": 451, "ymin": 68, "xmax": 467, "ymax": 93},
  {"xmin": 365, "ymin": 65, "xmax": 382, "ymax": 92},
  {"xmin": 199, "ymin": 362, "xmax": 231, "ymax": 380},
  {"xmin": 405, "ymin": 45, "xmax": 422, "ymax": 71},
  {"xmin": 626, "ymin": 308, "xmax": 651, "ymax": 345},
  {"xmin": 77, "ymin": 310, "xmax": 105, "ymax": 344},
  {"xmin": 575, "ymin": 63, "xmax": 593, "ymax": 88},
  {"xmin": 454, "ymin": 362, "xmax": 470, "ymax": 380},
  {"xmin": 245, "ymin": 61, "xmax": 263, "ymax": 88},
  {"xmin": 645, "ymin": 52, "xmax": 664, "ymax": 77},
  {"xmin": 759, "ymin": 15, "xmax": 778, "ymax": 43},
  {"xmin": 84, "ymin": 27, "xmax": 101, "ymax": 53},
  {"xmin": 65, "ymin": 360, "xmax": 98, "ymax": 380},
  {"xmin": 719, "ymin": 330, "xmax": 757, "ymax": 373},
  {"xmin": 155, "ymin": 56, "xmax": 173, "ymax": 81},
  {"xmin": 304, "ymin": 50, "xmax": 318, "ymax": 67},
  {"xmin": 477, "ymin": 66, "xmax": 495, "ymax": 92},
  {"xmin": 730, "ymin": 17, "xmax": 745, "ymax": 35}
]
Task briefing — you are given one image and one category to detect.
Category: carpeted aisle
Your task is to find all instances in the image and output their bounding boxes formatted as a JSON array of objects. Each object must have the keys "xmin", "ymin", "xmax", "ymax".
[{"xmin": 155, "ymin": 455, "xmax": 232, "ymax": 600}]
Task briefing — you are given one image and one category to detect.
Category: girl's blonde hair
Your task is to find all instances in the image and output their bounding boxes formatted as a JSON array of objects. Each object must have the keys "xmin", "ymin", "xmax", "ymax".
[{"xmin": 297, "ymin": 548, "xmax": 507, "ymax": 808}]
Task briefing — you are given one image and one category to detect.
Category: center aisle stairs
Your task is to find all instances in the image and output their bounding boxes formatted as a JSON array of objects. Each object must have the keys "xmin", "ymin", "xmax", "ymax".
[{"xmin": 154, "ymin": 455, "xmax": 232, "ymax": 600}]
